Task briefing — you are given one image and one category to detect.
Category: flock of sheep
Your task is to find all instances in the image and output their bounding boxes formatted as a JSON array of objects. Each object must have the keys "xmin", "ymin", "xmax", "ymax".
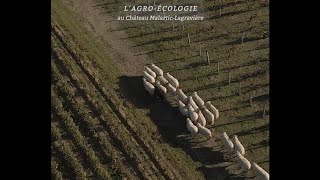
[
  {"xmin": 222, "ymin": 133, "xmax": 269, "ymax": 180},
  {"xmin": 142, "ymin": 64, "xmax": 269, "ymax": 180}
]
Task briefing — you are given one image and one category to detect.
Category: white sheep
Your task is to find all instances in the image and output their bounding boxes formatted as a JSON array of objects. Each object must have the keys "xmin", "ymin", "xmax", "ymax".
[
  {"xmin": 236, "ymin": 151, "xmax": 251, "ymax": 172},
  {"xmin": 186, "ymin": 118, "xmax": 198, "ymax": 134},
  {"xmin": 196, "ymin": 123, "xmax": 212, "ymax": 139},
  {"xmin": 187, "ymin": 103, "xmax": 194, "ymax": 112},
  {"xmin": 197, "ymin": 111, "xmax": 206, "ymax": 126},
  {"xmin": 143, "ymin": 78, "xmax": 155, "ymax": 95},
  {"xmin": 223, "ymin": 139, "xmax": 234, "ymax": 152},
  {"xmin": 189, "ymin": 112, "xmax": 199, "ymax": 124},
  {"xmin": 221, "ymin": 132, "xmax": 234, "ymax": 151},
  {"xmin": 188, "ymin": 104, "xmax": 198, "ymax": 123},
  {"xmin": 156, "ymin": 75, "xmax": 168, "ymax": 85},
  {"xmin": 192, "ymin": 92, "xmax": 205, "ymax": 109},
  {"xmin": 233, "ymin": 135, "xmax": 245, "ymax": 156},
  {"xmin": 252, "ymin": 162, "xmax": 269, "ymax": 180},
  {"xmin": 222, "ymin": 132, "xmax": 229, "ymax": 140},
  {"xmin": 155, "ymin": 81, "xmax": 167, "ymax": 94},
  {"xmin": 145, "ymin": 66, "xmax": 156, "ymax": 78},
  {"xmin": 166, "ymin": 83, "xmax": 176, "ymax": 94},
  {"xmin": 205, "ymin": 101, "xmax": 219, "ymax": 119},
  {"xmin": 150, "ymin": 63, "xmax": 163, "ymax": 76},
  {"xmin": 143, "ymin": 71, "xmax": 155, "ymax": 84},
  {"xmin": 178, "ymin": 100, "xmax": 189, "ymax": 117},
  {"xmin": 176, "ymin": 89, "xmax": 188, "ymax": 104},
  {"xmin": 165, "ymin": 72, "xmax": 179, "ymax": 88},
  {"xmin": 202, "ymin": 107, "xmax": 215, "ymax": 125},
  {"xmin": 188, "ymin": 96, "xmax": 199, "ymax": 111}
]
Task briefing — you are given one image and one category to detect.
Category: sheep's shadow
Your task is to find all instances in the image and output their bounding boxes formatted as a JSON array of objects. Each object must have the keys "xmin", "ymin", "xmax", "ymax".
[
  {"xmin": 148, "ymin": 102, "xmax": 248, "ymax": 179},
  {"xmin": 149, "ymin": 101, "xmax": 186, "ymax": 142},
  {"xmin": 118, "ymin": 75, "xmax": 250, "ymax": 179},
  {"xmin": 118, "ymin": 76, "xmax": 154, "ymax": 109}
]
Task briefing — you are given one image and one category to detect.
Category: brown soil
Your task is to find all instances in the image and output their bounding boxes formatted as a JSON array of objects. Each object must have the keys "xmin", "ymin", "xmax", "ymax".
[
  {"xmin": 58, "ymin": 1, "xmax": 257, "ymax": 179},
  {"xmin": 65, "ymin": 0, "xmax": 151, "ymax": 76}
]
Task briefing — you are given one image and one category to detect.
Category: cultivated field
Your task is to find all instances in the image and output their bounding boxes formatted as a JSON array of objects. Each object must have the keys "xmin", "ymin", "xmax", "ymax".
[{"xmin": 51, "ymin": 0, "xmax": 269, "ymax": 179}]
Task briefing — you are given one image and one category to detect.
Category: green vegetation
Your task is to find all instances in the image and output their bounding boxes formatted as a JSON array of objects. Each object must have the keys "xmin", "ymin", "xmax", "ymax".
[
  {"xmin": 51, "ymin": 0, "xmax": 269, "ymax": 179},
  {"xmin": 52, "ymin": 0, "xmax": 205, "ymax": 178},
  {"xmin": 97, "ymin": 0, "xmax": 269, "ymax": 171}
]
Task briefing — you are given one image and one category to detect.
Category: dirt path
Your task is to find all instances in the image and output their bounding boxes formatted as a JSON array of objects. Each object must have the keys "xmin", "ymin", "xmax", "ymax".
[{"xmin": 65, "ymin": 0, "xmax": 150, "ymax": 76}]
